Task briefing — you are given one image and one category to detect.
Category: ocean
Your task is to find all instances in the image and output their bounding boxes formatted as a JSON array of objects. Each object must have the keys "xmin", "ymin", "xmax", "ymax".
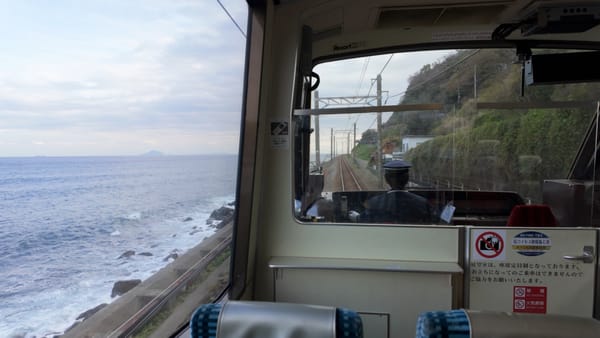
[{"xmin": 0, "ymin": 155, "xmax": 237, "ymax": 338}]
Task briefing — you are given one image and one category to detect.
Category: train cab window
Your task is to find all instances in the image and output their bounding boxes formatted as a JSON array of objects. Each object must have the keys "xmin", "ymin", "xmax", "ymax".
[{"xmin": 294, "ymin": 48, "xmax": 600, "ymax": 227}]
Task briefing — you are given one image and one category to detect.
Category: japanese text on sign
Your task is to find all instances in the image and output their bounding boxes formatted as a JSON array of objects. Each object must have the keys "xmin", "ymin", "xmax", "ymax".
[{"xmin": 470, "ymin": 261, "xmax": 584, "ymax": 285}]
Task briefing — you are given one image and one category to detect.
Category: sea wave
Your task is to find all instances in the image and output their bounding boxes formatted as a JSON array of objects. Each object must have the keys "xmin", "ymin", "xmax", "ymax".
[
  {"xmin": 1, "ymin": 198, "xmax": 234, "ymax": 338},
  {"xmin": 0, "ymin": 155, "xmax": 237, "ymax": 337}
]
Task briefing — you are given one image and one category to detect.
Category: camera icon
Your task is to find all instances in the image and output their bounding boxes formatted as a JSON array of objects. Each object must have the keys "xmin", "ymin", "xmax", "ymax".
[{"xmin": 479, "ymin": 236, "xmax": 500, "ymax": 251}]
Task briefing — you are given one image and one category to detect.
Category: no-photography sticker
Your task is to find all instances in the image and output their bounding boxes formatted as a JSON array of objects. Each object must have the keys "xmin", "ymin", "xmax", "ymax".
[{"xmin": 473, "ymin": 229, "xmax": 506, "ymax": 260}]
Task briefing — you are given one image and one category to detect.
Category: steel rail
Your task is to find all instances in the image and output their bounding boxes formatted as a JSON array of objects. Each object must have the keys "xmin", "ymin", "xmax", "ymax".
[{"xmin": 339, "ymin": 156, "xmax": 362, "ymax": 191}]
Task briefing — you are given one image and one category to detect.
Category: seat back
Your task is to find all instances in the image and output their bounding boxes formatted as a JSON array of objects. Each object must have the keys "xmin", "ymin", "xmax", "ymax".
[
  {"xmin": 191, "ymin": 301, "xmax": 363, "ymax": 338},
  {"xmin": 415, "ymin": 309, "xmax": 470, "ymax": 338},
  {"xmin": 506, "ymin": 204, "xmax": 558, "ymax": 227},
  {"xmin": 416, "ymin": 309, "xmax": 600, "ymax": 338}
]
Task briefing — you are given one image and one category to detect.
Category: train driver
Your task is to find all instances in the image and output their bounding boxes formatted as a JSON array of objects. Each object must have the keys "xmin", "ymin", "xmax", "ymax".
[{"xmin": 363, "ymin": 160, "xmax": 432, "ymax": 224}]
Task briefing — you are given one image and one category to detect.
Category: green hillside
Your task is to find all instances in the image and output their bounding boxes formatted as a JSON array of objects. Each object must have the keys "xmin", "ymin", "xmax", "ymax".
[{"xmin": 375, "ymin": 49, "xmax": 600, "ymax": 201}]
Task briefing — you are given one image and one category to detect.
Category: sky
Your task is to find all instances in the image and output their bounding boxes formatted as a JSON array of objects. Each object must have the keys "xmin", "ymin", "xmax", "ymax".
[
  {"xmin": 0, "ymin": 1, "xmax": 455, "ymax": 158},
  {"xmin": 0, "ymin": 0, "xmax": 248, "ymax": 156}
]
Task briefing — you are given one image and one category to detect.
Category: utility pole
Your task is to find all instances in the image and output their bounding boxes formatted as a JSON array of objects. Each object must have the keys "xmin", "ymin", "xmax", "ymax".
[
  {"xmin": 474, "ymin": 65, "xmax": 477, "ymax": 99},
  {"xmin": 330, "ymin": 128, "xmax": 333, "ymax": 161},
  {"xmin": 333, "ymin": 135, "xmax": 336, "ymax": 158},
  {"xmin": 314, "ymin": 91, "xmax": 321, "ymax": 167},
  {"xmin": 347, "ymin": 133, "xmax": 350, "ymax": 154},
  {"xmin": 376, "ymin": 74, "xmax": 384, "ymax": 187},
  {"xmin": 353, "ymin": 123, "xmax": 356, "ymax": 158}
]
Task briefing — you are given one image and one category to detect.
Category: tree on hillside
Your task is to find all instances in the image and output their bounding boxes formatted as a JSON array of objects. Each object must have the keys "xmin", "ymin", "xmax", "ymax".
[{"xmin": 359, "ymin": 129, "xmax": 378, "ymax": 144}]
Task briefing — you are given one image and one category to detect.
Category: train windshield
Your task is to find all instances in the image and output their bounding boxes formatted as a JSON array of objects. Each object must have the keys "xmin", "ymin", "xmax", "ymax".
[{"xmin": 295, "ymin": 48, "xmax": 600, "ymax": 227}]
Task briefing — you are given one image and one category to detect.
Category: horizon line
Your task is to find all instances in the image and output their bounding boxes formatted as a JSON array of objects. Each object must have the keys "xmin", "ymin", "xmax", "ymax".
[{"xmin": 0, "ymin": 153, "xmax": 239, "ymax": 159}]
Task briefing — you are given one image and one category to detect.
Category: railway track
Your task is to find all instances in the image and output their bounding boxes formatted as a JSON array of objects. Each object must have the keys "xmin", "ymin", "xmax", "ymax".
[{"xmin": 338, "ymin": 156, "xmax": 362, "ymax": 191}]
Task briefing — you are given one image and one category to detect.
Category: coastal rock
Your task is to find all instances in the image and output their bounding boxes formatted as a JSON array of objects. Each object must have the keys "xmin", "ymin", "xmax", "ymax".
[
  {"xmin": 138, "ymin": 252, "xmax": 153, "ymax": 256},
  {"xmin": 215, "ymin": 216, "xmax": 233, "ymax": 229},
  {"xmin": 118, "ymin": 250, "xmax": 135, "ymax": 259},
  {"xmin": 163, "ymin": 253, "xmax": 179, "ymax": 261},
  {"xmin": 111, "ymin": 279, "xmax": 141, "ymax": 298},
  {"xmin": 208, "ymin": 206, "xmax": 234, "ymax": 222},
  {"xmin": 76, "ymin": 303, "xmax": 108, "ymax": 321},
  {"xmin": 206, "ymin": 206, "xmax": 235, "ymax": 228},
  {"xmin": 163, "ymin": 249, "xmax": 180, "ymax": 262}
]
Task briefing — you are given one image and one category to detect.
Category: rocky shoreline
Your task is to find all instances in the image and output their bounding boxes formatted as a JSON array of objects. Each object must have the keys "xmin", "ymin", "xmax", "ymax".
[{"xmin": 42, "ymin": 202, "xmax": 236, "ymax": 338}]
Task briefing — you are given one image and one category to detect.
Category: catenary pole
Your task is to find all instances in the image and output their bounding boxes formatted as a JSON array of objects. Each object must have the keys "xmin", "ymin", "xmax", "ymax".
[
  {"xmin": 376, "ymin": 74, "xmax": 383, "ymax": 187},
  {"xmin": 314, "ymin": 91, "xmax": 321, "ymax": 168}
]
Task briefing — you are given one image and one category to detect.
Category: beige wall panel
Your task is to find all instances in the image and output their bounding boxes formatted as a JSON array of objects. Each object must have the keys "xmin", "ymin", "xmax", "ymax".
[
  {"xmin": 274, "ymin": 268, "xmax": 454, "ymax": 338},
  {"xmin": 467, "ymin": 228, "xmax": 597, "ymax": 317}
]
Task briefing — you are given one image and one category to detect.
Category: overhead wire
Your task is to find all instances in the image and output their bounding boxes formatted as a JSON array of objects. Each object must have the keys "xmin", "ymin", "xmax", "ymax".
[
  {"xmin": 349, "ymin": 56, "xmax": 373, "ymax": 130},
  {"xmin": 386, "ymin": 49, "xmax": 481, "ymax": 104},
  {"xmin": 379, "ymin": 54, "xmax": 394, "ymax": 76},
  {"xmin": 216, "ymin": 0, "xmax": 246, "ymax": 39},
  {"xmin": 355, "ymin": 57, "xmax": 370, "ymax": 96}
]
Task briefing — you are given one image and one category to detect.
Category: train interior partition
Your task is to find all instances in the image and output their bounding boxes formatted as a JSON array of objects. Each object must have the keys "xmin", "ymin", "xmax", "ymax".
[{"xmin": 228, "ymin": 2, "xmax": 600, "ymax": 337}]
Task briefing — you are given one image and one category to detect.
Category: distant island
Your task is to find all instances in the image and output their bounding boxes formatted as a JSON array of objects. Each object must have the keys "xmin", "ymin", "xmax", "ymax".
[{"xmin": 140, "ymin": 150, "xmax": 165, "ymax": 157}]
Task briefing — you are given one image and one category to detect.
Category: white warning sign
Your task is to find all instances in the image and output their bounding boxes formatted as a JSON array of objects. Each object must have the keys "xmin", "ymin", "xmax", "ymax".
[{"xmin": 270, "ymin": 121, "xmax": 289, "ymax": 149}]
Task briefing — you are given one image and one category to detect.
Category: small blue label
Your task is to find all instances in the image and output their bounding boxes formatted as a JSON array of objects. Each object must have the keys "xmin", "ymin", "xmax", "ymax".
[{"xmin": 511, "ymin": 231, "xmax": 551, "ymax": 256}]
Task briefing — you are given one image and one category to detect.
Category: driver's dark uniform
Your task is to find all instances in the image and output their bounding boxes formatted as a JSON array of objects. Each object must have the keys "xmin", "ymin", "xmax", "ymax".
[{"xmin": 363, "ymin": 190, "xmax": 432, "ymax": 223}]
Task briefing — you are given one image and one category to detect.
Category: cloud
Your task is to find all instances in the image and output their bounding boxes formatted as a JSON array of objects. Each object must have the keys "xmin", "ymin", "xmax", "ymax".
[{"xmin": 0, "ymin": 1, "xmax": 247, "ymax": 156}]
